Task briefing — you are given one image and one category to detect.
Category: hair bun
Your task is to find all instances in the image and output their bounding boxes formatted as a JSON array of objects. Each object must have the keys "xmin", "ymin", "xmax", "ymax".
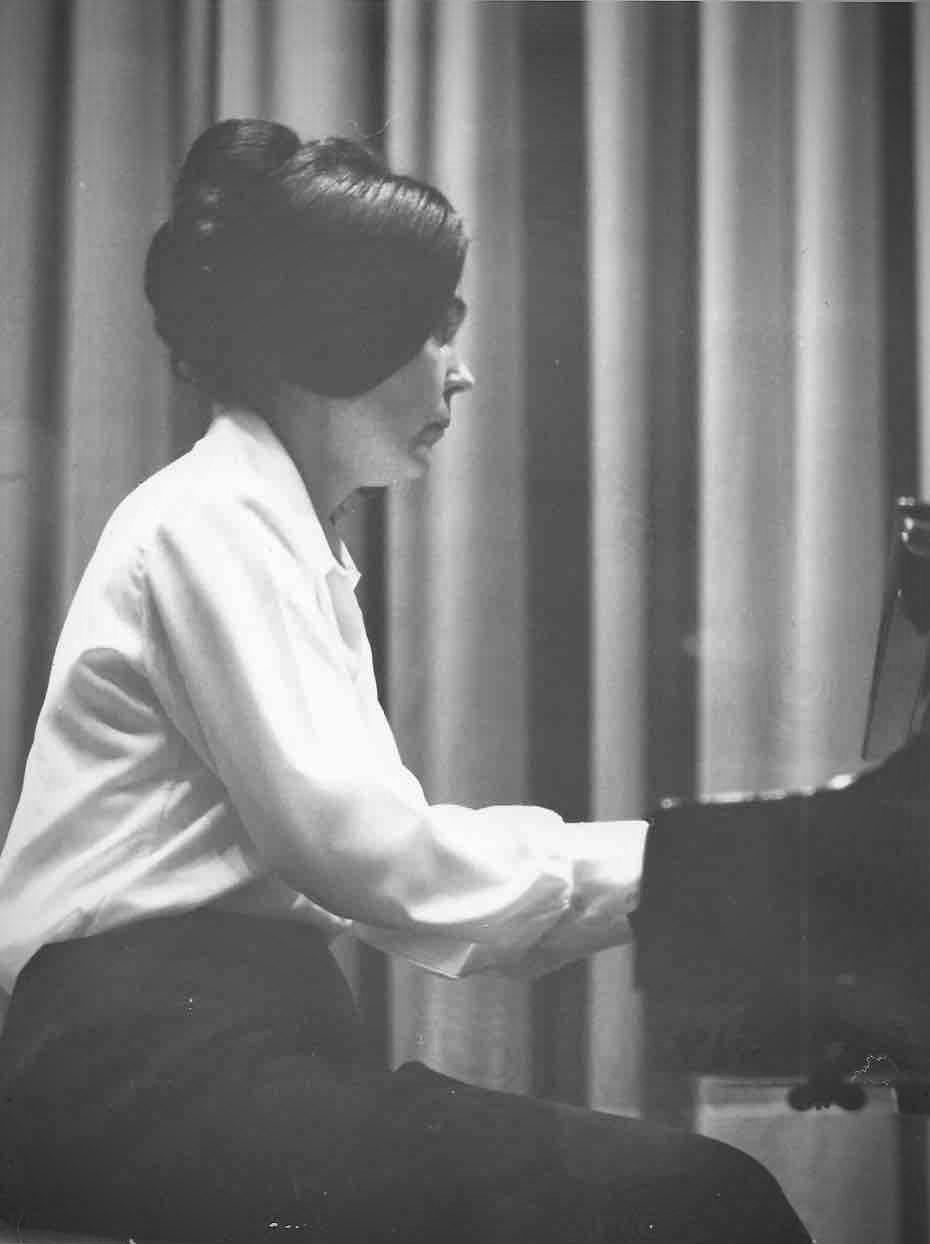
[
  {"xmin": 142, "ymin": 221, "xmax": 184, "ymax": 324},
  {"xmin": 170, "ymin": 119, "xmax": 299, "ymax": 246},
  {"xmin": 175, "ymin": 120, "xmax": 299, "ymax": 198}
]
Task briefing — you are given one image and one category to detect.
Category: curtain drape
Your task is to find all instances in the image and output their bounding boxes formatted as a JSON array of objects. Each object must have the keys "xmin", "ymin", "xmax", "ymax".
[{"xmin": 1, "ymin": 3, "xmax": 928, "ymax": 1241}]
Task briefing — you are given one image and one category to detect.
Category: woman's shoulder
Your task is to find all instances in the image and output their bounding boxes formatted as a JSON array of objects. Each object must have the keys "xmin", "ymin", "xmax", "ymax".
[{"xmin": 103, "ymin": 432, "xmax": 287, "ymax": 548}]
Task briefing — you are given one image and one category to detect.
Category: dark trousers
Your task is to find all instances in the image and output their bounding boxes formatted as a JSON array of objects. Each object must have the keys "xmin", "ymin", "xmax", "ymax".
[{"xmin": 0, "ymin": 910, "xmax": 811, "ymax": 1243}]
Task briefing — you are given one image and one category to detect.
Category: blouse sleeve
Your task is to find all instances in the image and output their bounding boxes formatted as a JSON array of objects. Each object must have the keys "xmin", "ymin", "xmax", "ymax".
[{"xmin": 140, "ymin": 493, "xmax": 645, "ymax": 977}]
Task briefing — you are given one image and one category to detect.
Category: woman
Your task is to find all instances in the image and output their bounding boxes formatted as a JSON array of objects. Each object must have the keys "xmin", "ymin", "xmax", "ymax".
[{"xmin": 0, "ymin": 120, "xmax": 811, "ymax": 1243}]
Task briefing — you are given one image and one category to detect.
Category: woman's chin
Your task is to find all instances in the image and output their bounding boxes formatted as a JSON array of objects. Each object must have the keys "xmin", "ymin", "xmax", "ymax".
[{"xmin": 406, "ymin": 443, "xmax": 436, "ymax": 475}]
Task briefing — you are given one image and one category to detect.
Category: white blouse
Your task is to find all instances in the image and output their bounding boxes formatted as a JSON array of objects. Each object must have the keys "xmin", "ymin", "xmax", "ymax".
[{"xmin": 0, "ymin": 410, "xmax": 646, "ymax": 996}]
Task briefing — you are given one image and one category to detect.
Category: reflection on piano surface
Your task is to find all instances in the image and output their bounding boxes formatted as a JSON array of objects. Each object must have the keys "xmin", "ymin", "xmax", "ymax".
[{"xmin": 633, "ymin": 500, "xmax": 930, "ymax": 1113}]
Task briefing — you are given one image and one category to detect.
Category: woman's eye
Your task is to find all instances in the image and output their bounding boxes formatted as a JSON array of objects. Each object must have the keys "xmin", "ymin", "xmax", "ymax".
[
  {"xmin": 432, "ymin": 317, "xmax": 455, "ymax": 347},
  {"xmin": 433, "ymin": 296, "xmax": 466, "ymax": 347}
]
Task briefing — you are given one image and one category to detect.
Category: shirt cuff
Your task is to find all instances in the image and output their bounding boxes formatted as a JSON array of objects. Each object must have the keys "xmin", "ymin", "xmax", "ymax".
[
  {"xmin": 350, "ymin": 926, "xmax": 503, "ymax": 978},
  {"xmin": 353, "ymin": 819, "xmax": 648, "ymax": 980},
  {"xmin": 503, "ymin": 819, "xmax": 648, "ymax": 977}
]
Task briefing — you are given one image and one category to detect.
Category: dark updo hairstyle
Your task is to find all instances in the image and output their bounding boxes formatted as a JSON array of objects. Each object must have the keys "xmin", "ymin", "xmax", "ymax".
[{"xmin": 144, "ymin": 119, "xmax": 467, "ymax": 405}]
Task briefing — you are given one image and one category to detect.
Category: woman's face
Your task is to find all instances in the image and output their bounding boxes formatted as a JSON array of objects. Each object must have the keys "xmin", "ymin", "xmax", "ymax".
[{"xmin": 341, "ymin": 297, "xmax": 475, "ymax": 487}]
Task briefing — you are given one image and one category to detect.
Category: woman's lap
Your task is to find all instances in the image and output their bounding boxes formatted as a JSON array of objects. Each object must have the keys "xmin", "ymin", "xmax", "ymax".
[
  {"xmin": 0, "ymin": 913, "xmax": 810, "ymax": 1244},
  {"xmin": 37, "ymin": 1053, "xmax": 803, "ymax": 1244}
]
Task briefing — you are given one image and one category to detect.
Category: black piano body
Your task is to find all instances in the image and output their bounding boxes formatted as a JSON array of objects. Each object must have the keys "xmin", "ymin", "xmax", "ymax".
[
  {"xmin": 633, "ymin": 500, "xmax": 930, "ymax": 1112},
  {"xmin": 633, "ymin": 736, "xmax": 930, "ymax": 1111}
]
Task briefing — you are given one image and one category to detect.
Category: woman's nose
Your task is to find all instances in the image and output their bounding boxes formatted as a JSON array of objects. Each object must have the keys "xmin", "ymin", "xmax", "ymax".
[{"xmin": 449, "ymin": 357, "xmax": 475, "ymax": 393}]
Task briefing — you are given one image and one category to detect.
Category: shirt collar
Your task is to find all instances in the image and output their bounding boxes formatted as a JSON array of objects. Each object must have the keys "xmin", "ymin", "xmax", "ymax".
[
  {"xmin": 202, "ymin": 406, "xmax": 361, "ymax": 591},
  {"xmin": 335, "ymin": 540, "xmax": 361, "ymax": 591}
]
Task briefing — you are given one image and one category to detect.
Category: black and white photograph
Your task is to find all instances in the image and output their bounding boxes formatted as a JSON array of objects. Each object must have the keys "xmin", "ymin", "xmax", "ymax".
[{"xmin": 0, "ymin": 2, "xmax": 929, "ymax": 1242}]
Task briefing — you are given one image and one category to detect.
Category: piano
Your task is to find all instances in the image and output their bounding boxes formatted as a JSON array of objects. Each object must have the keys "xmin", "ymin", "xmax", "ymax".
[{"xmin": 633, "ymin": 499, "xmax": 930, "ymax": 1115}]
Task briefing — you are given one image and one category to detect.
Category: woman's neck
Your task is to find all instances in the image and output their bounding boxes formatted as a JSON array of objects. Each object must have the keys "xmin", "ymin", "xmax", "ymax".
[{"xmin": 263, "ymin": 384, "xmax": 358, "ymax": 558}]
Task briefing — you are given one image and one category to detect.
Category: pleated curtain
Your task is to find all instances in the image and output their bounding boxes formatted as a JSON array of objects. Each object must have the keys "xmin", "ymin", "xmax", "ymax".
[{"xmin": 2, "ymin": 3, "xmax": 929, "ymax": 1240}]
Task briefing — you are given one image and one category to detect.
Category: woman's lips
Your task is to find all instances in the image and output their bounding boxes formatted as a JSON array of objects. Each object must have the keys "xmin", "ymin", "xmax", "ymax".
[{"xmin": 415, "ymin": 421, "xmax": 449, "ymax": 448}]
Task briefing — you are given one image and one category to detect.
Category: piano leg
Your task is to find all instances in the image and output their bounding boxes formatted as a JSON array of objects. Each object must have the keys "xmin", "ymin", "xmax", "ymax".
[{"xmin": 897, "ymin": 1109, "xmax": 930, "ymax": 1244}]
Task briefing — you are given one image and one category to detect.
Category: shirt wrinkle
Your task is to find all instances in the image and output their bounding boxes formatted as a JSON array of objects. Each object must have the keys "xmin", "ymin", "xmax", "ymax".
[{"xmin": 145, "ymin": 729, "xmax": 187, "ymax": 858}]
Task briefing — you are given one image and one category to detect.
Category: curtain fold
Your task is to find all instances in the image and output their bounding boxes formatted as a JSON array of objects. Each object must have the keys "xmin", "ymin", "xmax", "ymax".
[
  {"xmin": 386, "ymin": 0, "xmax": 534, "ymax": 1093},
  {"xmin": 62, "ymin": 1, "xmax": 178, "ymax": 598},
  {"xmin": 1, "ymin": 4, "xmax": 927, "ymax": 1239},
  {"xmin": 584, "ymin": 0, "xmax": 649, "ymax": 1120},
  {"xmin": 791, "ymin": 2, "xmax": 885, "ymax": 786},
  {"xmin": 699, "ymin": 1, "xmax": 797, "ymax": 794},
  {"xmin": 917, "ymin": 1, "xmax": 930, "ymax": 497},
  {"xmin": 0, "ymin": 0, "xmax": 64, "ymax": 835}
]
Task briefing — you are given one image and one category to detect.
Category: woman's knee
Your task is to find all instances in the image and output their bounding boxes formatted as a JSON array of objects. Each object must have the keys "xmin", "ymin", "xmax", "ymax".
[{"xmin": 684, "ymin": 1137, "xmax": 811, "ymax": 1243}]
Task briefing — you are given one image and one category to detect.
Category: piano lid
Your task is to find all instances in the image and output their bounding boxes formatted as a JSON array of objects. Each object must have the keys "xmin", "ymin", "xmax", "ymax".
[{"xmin": 862, "ymin": 497, "xmax": 930, "ymax": 761}]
